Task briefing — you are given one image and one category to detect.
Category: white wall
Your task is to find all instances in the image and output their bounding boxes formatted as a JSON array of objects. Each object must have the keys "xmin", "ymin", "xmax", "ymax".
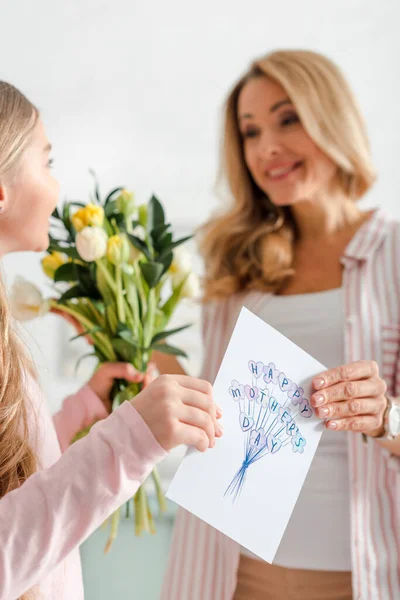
[{"xmin": 1, "ymin": 0, "xmax": 400, "ymax": 409}]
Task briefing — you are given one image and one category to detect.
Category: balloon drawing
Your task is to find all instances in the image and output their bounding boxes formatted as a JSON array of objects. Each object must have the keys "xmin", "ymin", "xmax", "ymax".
[{"xmin": 225, "ymin": 359, "xmax": 312, "ymax": 502}]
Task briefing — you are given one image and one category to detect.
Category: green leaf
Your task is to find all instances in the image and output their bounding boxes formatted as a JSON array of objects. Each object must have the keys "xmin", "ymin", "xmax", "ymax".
[
  {"xmin": 75, "ymin": 352, "xmax": 97, "ymax": 375},
  {"xmin": 157, "ymin": 236, "xmax": 192, "ymax": 261},
  {"xmin": 96, "ymin": 262, "xmax": 115, "ymax": 305},
  {"xmin": 116, "ymin": 323, "xmax": 141, "ymax": 348},
  {"xmin": 154, "ymin": 231, "xmax": 172, "ymax": 253},
  {"xmin": 111, "ymin": 338, "xmax": 137, "ymax": 362},
  {"xmin": 59, "ymin": 284, "xmax": 88, "ymax": 303},
  {"xmin": 105, "ymin": 187, "xmax": 124, "ymax": 207},
  {"xmin": 105, "ymin": 199, "xmax": 118, "ymax": 218},
  {"xmin": 151, "ymin": 324, "xmax": 192, "ymax": 345},
  {"xmin": 52, "ymin": 207, "xmax": 61, "ymax": 220},
  {"xmin": 147, "ymin": 195, "xmax": 165, "ymax": 233},
  {"xmin": 62, "ymin": 202, "xmax": 70, "ymax": 225},
  {"xmin": 62, "ymin": 203, "xmax": 75, "ymax": 240},
  {"xmin": 158, "ymin": 251, "xmax": 173, "ymax": 275},
  {"xmin": 54, "ymin": 262, "xmax": 79, "ymax": 283},
  {"xmin": 140, "ymin": 261, "xmax": 164, "ymax": 288},
  {"xmin": 111, "ymin": 212, "xmax": 127, "ymax": 233},
  {"xmin": 48, "ymin": 237, "xmax": 80, "ymax": 260},
  {"xmin": 70, "ymin": 325, "xmax": 103, "ymax": 342},
  {"xmin": 127, "ymin": 234, "xmax": 151, "ymax": 260},
  {"xmin": 89, "ymin": 169, "xmax": 101, "ymax": 203},
  {"xmin": 160, "ymin": 275, "xmax": 188, "ymax": 320},
  {"xmin": 151, "ymin": 223, "xmax": 171, "ymax": 244},
  {"xmin": 55, "ymin": 263, "xmax": 100, "ymax": 299},
  {"xmin": 69, "ymin": 201, "xmax": 86, "ymax": 208},
  {"xmin": 106, "ymin": 305, "xmax": 119, "ymax": 335},
  {"xmin": 152, "ymin": 343, "xmax": 188, "ymax": 358}
]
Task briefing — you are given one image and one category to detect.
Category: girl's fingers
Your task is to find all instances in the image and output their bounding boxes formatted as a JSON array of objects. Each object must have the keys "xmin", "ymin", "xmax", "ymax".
[
  {"xmin": 176, "ymin": 422, "xmax": 211, "ymax": 452},
  {"xmin": 179, "ymin": 405, "xmax": 218, "ymax": 447}
]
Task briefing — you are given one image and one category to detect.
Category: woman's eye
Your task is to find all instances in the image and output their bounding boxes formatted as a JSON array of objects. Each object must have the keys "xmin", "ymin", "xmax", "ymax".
[
  {"xmin": 280, "ymin": 113, "xmax": 300, "ymax": 127},
  {"xmin": 242, "ymin": 129, "xmax": 258, "ymax": 139},
  {"xmin": 47, "ymin": 158, "xmax": 54, "ymax": 168}
]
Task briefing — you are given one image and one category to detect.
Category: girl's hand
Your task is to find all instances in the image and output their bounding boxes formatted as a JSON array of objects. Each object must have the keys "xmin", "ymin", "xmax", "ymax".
[
  {"xmin": 131, "ymin": 374, "xmax": 223, "ymax": 452},
  {"xmin": 310, "ymin": 360, "xmax": 387, "ymax": 437},
  {"xmin": 88, "ymin": 362, "xmax": 144, "ymax": 413}
]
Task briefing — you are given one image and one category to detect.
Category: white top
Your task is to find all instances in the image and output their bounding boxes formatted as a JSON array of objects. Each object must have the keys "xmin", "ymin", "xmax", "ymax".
[{"xmin": 240, "ymin": 288, "xmax": 352, "ymax": 571}]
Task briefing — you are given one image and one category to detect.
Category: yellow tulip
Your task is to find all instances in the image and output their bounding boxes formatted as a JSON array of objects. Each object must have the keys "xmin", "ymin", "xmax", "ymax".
[
  {"xmin": 71, "ymin": 204, "xmax": 104, "ymax": 232},
  {"xmin": 107, "ymin": 235, "xmax": 130, "ymax": 265},
  {"xmin": 41, "ymin": 252, "xmax": 68, "ymax": 279}
]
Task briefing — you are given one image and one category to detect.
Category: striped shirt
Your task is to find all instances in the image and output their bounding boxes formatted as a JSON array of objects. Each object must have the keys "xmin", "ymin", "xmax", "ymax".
[{"xmin": 162, "ymin": 209, "xmax": 400, "ymax": 600}]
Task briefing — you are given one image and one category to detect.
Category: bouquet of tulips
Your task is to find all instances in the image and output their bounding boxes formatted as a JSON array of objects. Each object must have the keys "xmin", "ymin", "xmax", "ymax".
[{"xmin": 11, "ymin": 180, "xmax": 199, "ymax": 551}]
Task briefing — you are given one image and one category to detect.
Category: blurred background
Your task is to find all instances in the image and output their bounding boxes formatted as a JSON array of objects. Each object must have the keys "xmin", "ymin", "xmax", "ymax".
[{"xmin": 1, "ymin": 0, "xmax": 400, "ymax": 597}]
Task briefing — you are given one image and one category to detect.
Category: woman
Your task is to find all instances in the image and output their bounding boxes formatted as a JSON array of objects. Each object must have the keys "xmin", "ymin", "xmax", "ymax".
[
  {"xmin": 161, "ymin": 50, "xmax": 400, "ymax": 599},
  {"xmin": 0, "ymin": 81, "xmax": 223, "ymax": 600}
]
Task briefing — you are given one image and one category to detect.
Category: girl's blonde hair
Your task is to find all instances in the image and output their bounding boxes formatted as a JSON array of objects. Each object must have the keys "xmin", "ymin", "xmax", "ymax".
[
  {"xmin": 0, "ymin": 81, "xmax": 40, "ymax": 600},
  {"xmin": 200, "ymin": 49, "xmax": 376, "ymax": 300}
]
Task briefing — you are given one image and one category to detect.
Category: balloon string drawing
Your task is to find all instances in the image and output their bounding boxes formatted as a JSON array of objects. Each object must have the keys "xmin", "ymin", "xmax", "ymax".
[{"xmin": 225, "ymin": 359, "xmax": 312, "ymax": 502}]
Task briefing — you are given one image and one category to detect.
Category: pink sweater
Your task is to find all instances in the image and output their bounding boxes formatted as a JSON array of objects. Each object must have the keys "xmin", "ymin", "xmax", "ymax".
[{"xmin": 0, "ymin": 375, "xmax": 166, "ymax": 599}]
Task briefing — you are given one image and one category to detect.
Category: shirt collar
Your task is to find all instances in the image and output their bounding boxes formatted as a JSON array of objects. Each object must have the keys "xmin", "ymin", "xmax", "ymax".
[{"xmin": 342, "ymin": 208, "xmax": 391, "ymax": 263}]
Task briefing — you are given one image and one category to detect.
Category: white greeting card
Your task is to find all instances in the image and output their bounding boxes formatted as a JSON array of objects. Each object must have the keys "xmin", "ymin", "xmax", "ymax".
[{"xmin": 167, "ymin": 306, "xmax": 326, "ymax": 563}]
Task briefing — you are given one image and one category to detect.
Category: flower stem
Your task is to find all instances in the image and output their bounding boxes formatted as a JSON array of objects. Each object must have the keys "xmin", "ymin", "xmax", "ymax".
[
  {"xmin": 115, "ymin": 265, "xmax": 125, "ymax": 323},
  {"xmin": 104, "ymin": 509, "xmax": 120, "ymax": 554},
  {"xmin": 96, "ymin": 259, "xmax": 117, "ymax": 294},
  {"xmin": 151, "ymin": 467, "xmax": 167, "ymax": 513},
  {"xmin": 50, "ymin": 300, "xmax": 116, "ymax": 361}
]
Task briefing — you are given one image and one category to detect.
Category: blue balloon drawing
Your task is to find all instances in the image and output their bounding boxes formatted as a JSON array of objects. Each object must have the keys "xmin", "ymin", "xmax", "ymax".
[{"xmin": 224, "ymin": 359, "xmax": 312, "ymax": 502}]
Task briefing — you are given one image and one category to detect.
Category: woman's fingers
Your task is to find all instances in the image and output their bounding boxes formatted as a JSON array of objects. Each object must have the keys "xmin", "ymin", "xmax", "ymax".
[
  {"xmin": 316, "ymin": 398, "xmax": 382, "ymax": 420},
  {"xmin": 311, "ymin": 377, "xmax": 386, "ymax": 408},
  {"xmin": 313, "ymin": 360, "xmax": 380, "ymax": 390},
  {"xmin": 326, "ymin": 415, "xmax": 382, "ymax": 433}
]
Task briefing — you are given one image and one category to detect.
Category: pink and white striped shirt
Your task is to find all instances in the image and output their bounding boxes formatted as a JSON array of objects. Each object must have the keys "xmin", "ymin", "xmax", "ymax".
[{"xmin": 162, "ymin": 208, "xmax": 400, "ymax": 600}]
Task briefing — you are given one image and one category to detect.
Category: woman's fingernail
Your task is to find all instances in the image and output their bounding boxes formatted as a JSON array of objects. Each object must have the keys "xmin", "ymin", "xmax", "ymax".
[
  {"xmin": 327, "ymin": 421, "xmax": 338, "ymax": 430},
  {"xmin": 216, "ymin": 405, "xmax": 224, "ymax": 417},
  {"xmin": 216, "ymin": 424, "xmax": 224, "ymax": 436},
  {"xmin": 314, "ymin": 378, "xmax": 325, "ymax": 389},
  {"xmin": 319, "ymin": 407, "xmax": 329, "ymax": 417},
  {"xmin": 314, "ymin": 394, "xmax": 325, "ymax": 407}
]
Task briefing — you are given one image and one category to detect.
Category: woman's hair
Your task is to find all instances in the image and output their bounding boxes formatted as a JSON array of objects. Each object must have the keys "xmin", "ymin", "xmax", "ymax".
[
  {"xmin": 200, "ymin": 49, "xmax": 376, "ymax": 300},
  {"xmin": 0, "ymin": 82, "xmax": 39, "ymax": 600}
]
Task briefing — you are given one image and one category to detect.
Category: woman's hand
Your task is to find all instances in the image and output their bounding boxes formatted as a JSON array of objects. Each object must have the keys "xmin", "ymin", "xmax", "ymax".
[
  {"xmin": 131, "ymin": 374, "xmax": 223, "ymax": 452},
  {"xmin": 88, "ymin": 362, "xmax": 145, "ymax": 413},
  {"xmin": 310, "ymin": 360, "xmax": 387, "ymax": 437}
]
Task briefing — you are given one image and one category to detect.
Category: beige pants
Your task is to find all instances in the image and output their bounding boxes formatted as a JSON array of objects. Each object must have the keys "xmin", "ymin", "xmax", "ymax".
[{"xmin": 233, "ymin": 555, "xmax": 353, "ymax": 600}]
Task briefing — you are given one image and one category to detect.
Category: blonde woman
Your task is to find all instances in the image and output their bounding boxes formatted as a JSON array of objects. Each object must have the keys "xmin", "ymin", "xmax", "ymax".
[
  {"xmin": 161, "ymin": 50, "xmax": 400, "ymax": 600},
  {"xmin": 0, "ymin": 82, "xmax": 223, "ymax": 600}
]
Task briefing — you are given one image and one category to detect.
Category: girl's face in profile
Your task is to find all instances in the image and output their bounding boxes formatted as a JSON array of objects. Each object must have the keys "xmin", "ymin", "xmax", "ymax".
[{"xmin": 0, "ymin": 118, "xmax": 59, "ymax": 255}]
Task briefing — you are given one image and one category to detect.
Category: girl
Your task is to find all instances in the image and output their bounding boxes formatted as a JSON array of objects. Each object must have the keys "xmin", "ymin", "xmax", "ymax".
[{"xmin": 0, "ymin": 81, "xmax": 222, "ymax": 600}]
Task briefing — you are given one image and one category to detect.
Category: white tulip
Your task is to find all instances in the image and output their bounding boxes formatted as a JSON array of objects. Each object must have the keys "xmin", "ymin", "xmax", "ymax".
[
  {"xmin": 10, "ymin": 277, "xmax": 50, "ymax": 321},
  {"xmin": 170, "ymin": 247, "xmax": 192, "ymax": 277},
  {"xmin": 181, "ymin": 272, "xmax": 201, "ymax": 299},
  {"xmin": 76, "ymin": 226, "xmax": 108, "ymax": 262}
]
